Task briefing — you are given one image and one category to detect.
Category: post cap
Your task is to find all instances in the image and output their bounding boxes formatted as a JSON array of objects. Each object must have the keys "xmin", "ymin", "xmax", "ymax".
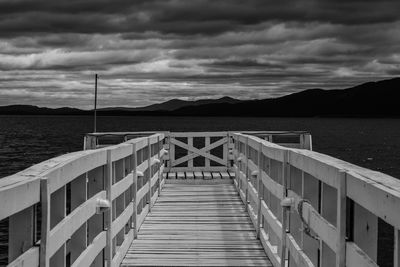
[
  {"xmin": 96, "ymin": 198, "xmax": 110, "ymax": 214},
  {"xmin": 281, "ymin": 197, "xmax": 294, "ymax": 208},
  {"xmin": 251, "ymin": 170, "xmax": 259, "ymax": 177}
]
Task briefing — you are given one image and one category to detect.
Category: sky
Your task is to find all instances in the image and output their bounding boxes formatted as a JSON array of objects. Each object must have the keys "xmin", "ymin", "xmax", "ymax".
[{"xmin": 0, "ymin": 0, "xmax": 400, "ymax": 109}]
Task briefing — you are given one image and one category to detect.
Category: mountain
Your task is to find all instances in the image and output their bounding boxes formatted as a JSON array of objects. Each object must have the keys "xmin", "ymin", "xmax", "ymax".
[
  {"xmin": 0, "ymin": 105, "xmax": 88, "ymax": 115},
  {"xmin": 171, "ymin": 77, "xmax": 400, "ymax": 117},
  {"xmin": 96, "ymin": 96, "xmax": 239, "ymax": 112},
  {"xmin": 125, "ymin": 96, "xmax": 240, "ymax": 111},
  {"xmin": 0, "ymin": 78, "xmax": 399, "ymax": 117},
  {"xmin": 0, "ymin": 96, "xmax": 240, "ymax": 115}
]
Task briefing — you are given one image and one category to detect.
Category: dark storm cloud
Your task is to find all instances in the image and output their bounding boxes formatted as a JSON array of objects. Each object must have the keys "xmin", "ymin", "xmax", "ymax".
[
  {"xmin": 1, "ymin": 0, "xmax": 400, "ymax": 36},
  {"xmin": 0, "ymin": 0, "xmax": 399, "ymax": 108}
]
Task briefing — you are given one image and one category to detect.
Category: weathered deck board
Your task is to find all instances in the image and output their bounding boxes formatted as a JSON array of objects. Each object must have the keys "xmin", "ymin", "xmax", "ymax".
[
  {"xmin": 194, "ymin": 171, "xmax": 203, "ymax": 179},
  {"xmin": 121, "ymin": 183, "xmax": 271, "ymax": 266},
  {"xmin": 167, "ymin": 171, "xmax": 233, "ymax": 181}
]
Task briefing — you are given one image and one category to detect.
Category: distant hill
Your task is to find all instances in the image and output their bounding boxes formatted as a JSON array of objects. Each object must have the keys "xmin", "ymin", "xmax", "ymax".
[
  {"xmin": 0, "ymin": 78, "xmax": 399, "ymax": 117},
  {"xmin": 171, "ymin": 77, "xmax": 400, "ymax": 117},
  {"xmin": 0, "ymin": 105, "xmax": 88, "ymax": 115},
  {"xmin": 135, "ymin": 96, "xmax": 240, "ymax": 111},
  {"xmin": 99, "ymin": 96, "xmax": 240, "ymax": 112}
]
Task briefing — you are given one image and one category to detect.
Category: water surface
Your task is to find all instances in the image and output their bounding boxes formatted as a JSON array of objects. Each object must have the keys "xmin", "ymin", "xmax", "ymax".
[
  {"xmin": 1, "ymin": 115, "xmax": 399, "ymax": 178},
  {"xmin": 0, "ymin": 116, "xmax": 399, "ymax": 266}
]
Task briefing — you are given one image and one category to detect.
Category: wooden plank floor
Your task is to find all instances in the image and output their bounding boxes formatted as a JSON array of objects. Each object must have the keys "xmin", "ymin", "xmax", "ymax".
[
  {"xmin": 121, "ymin": 182, "xmax": 272, "ymax": 266},
  {"xmin": 166, "ymin": 171, "xmax": 235, "ymax": 180}
]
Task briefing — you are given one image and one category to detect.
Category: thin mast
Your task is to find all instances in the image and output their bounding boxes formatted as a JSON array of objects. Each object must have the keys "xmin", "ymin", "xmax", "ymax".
[{"xmin": 94, "ymin": 74, "xmax": 98, "ymax": 133}]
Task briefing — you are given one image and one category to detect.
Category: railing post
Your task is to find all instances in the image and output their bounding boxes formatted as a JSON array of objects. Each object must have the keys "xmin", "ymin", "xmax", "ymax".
[
  {"xmin": 304, "ymin": 133, "xmax": 313, "ymax": 150},
  {"xmin": 84, "ymin": 135, "xmax": 97, "ymax": 150},
  {"xmin": 280, "ymin": 150, "xmax": 290, "ymax": 267},
  {"xmin": 256, "ymin": 141, "xmax": 263, "ymax": 239},
  {"xmin": 163, "ymin": 132, "xmax": 169, "ymax": 174},
  {"xmin": 169, "ymin": 134, "xmax": 175, "ymax": 171},
  {"xmin": 147, "ymin": 137, "xmax": 152, "ymax": 212},
  {"xmin": 104, "ymin": 150, "xmax": 113, "ymax": 267},
  {"xmin": 131, "ymin": 143, "xmax": 138, "ymax": 239},
  {"xmin": 132, "ymin": 174, "xmax": 138, "ymax": 238},
  {"xmin": 157, "ymin": 136, "xmax": 161, "ymax": 195},
  {"xmin": 40, "ymin": 177, "xmax": 50, "ymax": 267},
  {"xmin": 83, "ymin": 135, "xmax": 88, "ymax": 150},
  {"xmin": 244, "ymin": 137, "xmax": 249, "ymax": 212},
  {"xmin": 224, "ymin": 132, "xmax": 229, "ymax": 168},
  {"xmin": 232, "ymin": 135, "xmax": 239, "ymax": 189},
  {"xmin": 336, "ymin": 170, "xmax": 347, "ymax": 267},
  {"xmin": 395, "ymin": 229, "xmax": 400, "ymax": 267}
]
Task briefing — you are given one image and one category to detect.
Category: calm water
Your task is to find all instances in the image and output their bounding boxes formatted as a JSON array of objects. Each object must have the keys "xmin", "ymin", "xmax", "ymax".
[
  {"xmin": 0, "ymin": 115, "xmax": 399, "ymax": 266},
  {"xmin": 1, "ymin": 115, "xmax": 399, "ymax": 178}
]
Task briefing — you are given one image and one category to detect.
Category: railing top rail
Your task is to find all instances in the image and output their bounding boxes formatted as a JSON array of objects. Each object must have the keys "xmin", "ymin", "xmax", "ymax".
[
  {"xmin": 236, "ymin": 132, "xmax": 399, "ymax": 191},
  {"xmin": 0, "ymin": 133, "xmax": 164, "ymax": 221},
  {"xmin": 234, "ymin": 132, "xmax": 400, "ymax": 226},
  {"xmin": 85, "ymin": 130, "xmax": 310, "ymax": 136},
  {"xmin": 85, "ymin": 131, "xmax": 161, "ymax": 137}
]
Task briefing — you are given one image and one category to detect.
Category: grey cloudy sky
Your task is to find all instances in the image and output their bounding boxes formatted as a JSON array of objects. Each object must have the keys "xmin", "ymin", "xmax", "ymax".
[{"xmin": 0, "ymin": 0, "xmax": 399, "ymax": 108}]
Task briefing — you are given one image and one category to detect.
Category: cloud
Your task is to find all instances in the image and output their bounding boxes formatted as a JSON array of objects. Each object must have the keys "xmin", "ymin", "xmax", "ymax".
[
  {"xmin": 0, "ymin": 48, "xmax": 162, "ymax": 70},
  {"xmin": 0, "ymin": 0, "xmax": 399, "ymax": 108}
]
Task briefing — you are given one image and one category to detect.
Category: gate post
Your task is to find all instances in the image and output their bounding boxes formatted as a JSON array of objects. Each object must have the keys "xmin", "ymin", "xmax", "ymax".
[
  {"xmin": 104, "ymin": 150, "xmax": 113, "ymax": 267},
  {"xmin": 280, "ymin": 150, "xmax": 290, "ymax": 267},
  {"xmin": 336, "ymin": 170, "xmax": 347, "ymax": 267}
]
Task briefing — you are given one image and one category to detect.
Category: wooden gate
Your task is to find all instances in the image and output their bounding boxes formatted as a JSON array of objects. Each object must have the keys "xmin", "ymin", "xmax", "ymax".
[{"xmin": 166, "ymin": 132, "xmax": 230, "ymax": 172}]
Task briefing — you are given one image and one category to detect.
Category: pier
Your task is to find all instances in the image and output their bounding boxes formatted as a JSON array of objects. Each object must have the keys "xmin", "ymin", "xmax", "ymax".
[{"xmin": 1, "ymin": 131, "xmax": 399, "ymax": 266}]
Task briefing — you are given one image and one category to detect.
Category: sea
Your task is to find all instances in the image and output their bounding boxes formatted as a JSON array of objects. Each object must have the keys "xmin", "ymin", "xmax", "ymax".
[{"xmin": 0, "ymin": 115, "xmax": 399, "ymax": 266}]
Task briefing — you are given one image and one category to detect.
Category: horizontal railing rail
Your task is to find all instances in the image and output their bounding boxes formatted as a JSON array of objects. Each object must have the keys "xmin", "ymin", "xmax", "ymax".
[
  {"xmin": 232, "ymin": 133, "xmax": 400, "ymax": 267},
  {"xmin": 0, "ymin": 133, "xmax": 166, "ymax": 267},
  {"xmin": 84, "ymin": 131, "xmax": 312, "ymax": 150}
]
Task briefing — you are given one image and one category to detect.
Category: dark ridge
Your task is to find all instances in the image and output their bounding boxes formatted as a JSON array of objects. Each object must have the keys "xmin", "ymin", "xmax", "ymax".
[
  {"xmin": 171, "ymin": 77, "xmax": 400, "ymax": 117},
  {"xmin": 0, "ymin": 77, "xmax": 399, "ymax": 117}
]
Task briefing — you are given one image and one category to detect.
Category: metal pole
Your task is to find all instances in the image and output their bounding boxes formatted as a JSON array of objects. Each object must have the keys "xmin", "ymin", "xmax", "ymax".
[{"xmin": 94, "ymin": 74, "xmax": 98, "ymax": 133}]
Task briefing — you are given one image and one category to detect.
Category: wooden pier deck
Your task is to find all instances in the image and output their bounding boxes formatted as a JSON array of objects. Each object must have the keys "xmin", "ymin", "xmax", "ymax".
[
  {"xmin": 121, "ymin": 182, "xmax": 272, "ymax": 266},
  {"xmin": 4, "ymin": 131, "xmax": 400, "ymax": 267}
]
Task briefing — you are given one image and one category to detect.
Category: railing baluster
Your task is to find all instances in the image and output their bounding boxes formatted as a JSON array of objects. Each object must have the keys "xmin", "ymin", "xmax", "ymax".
[
  {"xmin": 256, "ymin": 141, "xmax": 262, "ymax": 239},
  {"xmin": 244, "ymin": 137, "xmax": 249, "ymax": 212},
  {"xmin": 223, "ymin": 133, "xmax": 229, "ymax": 168},
  {"xmin": 104, "ymin": 150, "xmax": 113, "ymax": 267},
  {"xmin": 233, "ymin": 136, "xmax": 238, "ymax": 189},
  {"xmin": 395, "ymin": 229, "xmax": 400, "ymax": 267},
  {"xmin": 169, "ymin": 136, "xmax": 175, "ymax": 171},
  {"xmin": 147, "ymin": 137, "xmax": 152, "ymax": 212},
  {"xmin": 40, "ymin": 177, "xmax": 50, "ymax": 267},
  {"xmin": 131, "ymin": 143, "xmax": 138, "ymax": 239},
  {"xmin": 336, "ymin": 170, "xmax": 347, "ymax": 267},
  {"xmin": 157, "ymin": 136, "xmax": 161, "ymax": 195},
  {"xmin": 280, "ymin": 150, "xmax": 290, "ymax": 267}
]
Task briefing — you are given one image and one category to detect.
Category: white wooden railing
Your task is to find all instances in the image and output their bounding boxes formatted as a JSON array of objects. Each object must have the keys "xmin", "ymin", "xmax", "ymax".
[
  {"xmin": 232, "ymin": 133, "xmax": 400, "ymax": 267},
  {"xmin": 83, "ymin": 131, "xmax": 310, "ymax": 173},
  {"xmin": 0, "ymin": 133, "xmax": 166, "ymax": 267}
]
